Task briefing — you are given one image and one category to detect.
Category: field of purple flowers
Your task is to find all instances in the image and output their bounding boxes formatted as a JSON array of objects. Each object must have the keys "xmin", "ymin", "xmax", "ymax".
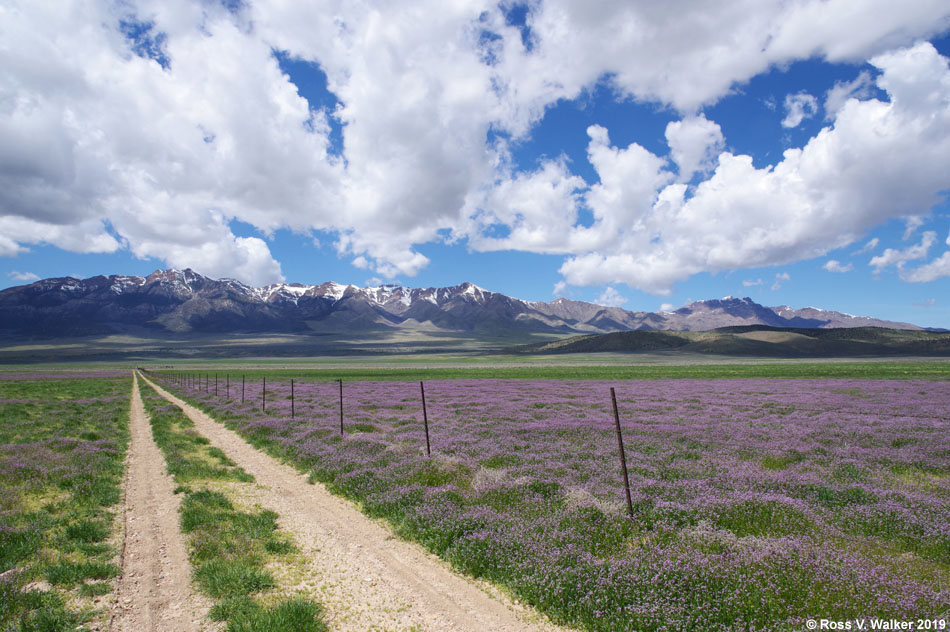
[
  {"xmin": 0, "ymin": 373, "xmax": 130, "ymax": 630},
  {"xmin": 165, "ymin": 375, "xmax": 950, "ymax": 631}
]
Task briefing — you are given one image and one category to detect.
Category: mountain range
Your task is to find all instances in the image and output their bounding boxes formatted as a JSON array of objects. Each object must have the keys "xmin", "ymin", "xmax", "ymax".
[{"xmin": 0, "ymin": 268, "xmax": 924, "ymax": 339}]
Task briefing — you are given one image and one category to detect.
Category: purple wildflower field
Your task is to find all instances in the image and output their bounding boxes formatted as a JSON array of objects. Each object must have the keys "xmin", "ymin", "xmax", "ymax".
[{"xmin": 167, "ymin": 376, "xmax": 950, "ymax": 631}]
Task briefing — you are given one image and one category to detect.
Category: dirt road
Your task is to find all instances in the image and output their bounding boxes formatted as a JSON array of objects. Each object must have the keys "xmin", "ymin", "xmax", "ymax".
[
  {"xmin": 110, "ymin": 374, "xmax": 207, "ymax": 632},
  {"xmin": 140, "ymin": 374, "xmax": 573, "ymax": 632}
]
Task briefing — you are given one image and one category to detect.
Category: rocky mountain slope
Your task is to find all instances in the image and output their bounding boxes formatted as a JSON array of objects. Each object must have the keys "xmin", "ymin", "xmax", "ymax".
[{"xmin": 0, "ymin": 269, "xmax": 922, "ymax": 338}]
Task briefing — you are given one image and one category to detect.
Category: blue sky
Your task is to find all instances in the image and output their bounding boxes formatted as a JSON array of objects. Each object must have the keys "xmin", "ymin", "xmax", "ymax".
[{"xmin": 2, "ymin": 2, "xmax": 950, "ymax": 327}]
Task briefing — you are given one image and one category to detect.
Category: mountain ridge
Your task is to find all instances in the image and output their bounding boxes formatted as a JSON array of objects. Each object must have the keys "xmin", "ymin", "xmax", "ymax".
[{"xmin": 0, "ymin": 268, "xmax": 925, "ymax": 338}]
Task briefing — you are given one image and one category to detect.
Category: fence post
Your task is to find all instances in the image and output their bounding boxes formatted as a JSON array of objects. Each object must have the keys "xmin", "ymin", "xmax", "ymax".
[
  {"xmin": 291, "ymin": 379, "xmax": 295, "ymax": 419},
  {"xmin": 338, "ymin": 379, "xmax": 344, "ymax": 436},
  {"xmin": 226, "ymin": 374, "xmax": 229, "ymax": 399},
  {"xmin": 242, "ymin": 375, "xmax": 245, "ymax": 403},
  {"xmin": 215, "ymin": 373, "xmax": 218, "ymax": 397},
  {"xmin": 420, "ymin": 381, "xmax": 431, "ymax": 457},
  {"xmin": 262, "ymin": 377, "xmax": 266, "ymax": 412},
  {"xmin": 610, "ymin": 387, "xmax": 635, "ymax": 519}
]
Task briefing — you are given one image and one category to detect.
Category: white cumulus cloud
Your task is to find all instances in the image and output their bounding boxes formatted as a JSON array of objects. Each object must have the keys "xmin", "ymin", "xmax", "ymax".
[
  {"xmin": 823, "ymin": 259, "xmax": 854, "ymax": 273},
  {"xmin": 3, "ymin": 0, "xmax": 950, "ymax": 288},
  {"xmin": 555, "ymin": 42, "xmax": 950, "ymax": 294},
  {"xmin": 771, "ymin": 271, "xmax": 791, "ymax": 290},
  {"xmin": 782, "ymin": 91, "xmax": 819, "ymax": 128},
  {"xmin": 870, "ymin": 231, "xmax": 937, "ymax": 272},
  {"xmin": 824, "ymin": 71, "xmax": 876, "ymax": 118},
  {"xmin": 852, "ymin": 237, "xmax": 880, "ymax": 255},
  {"xmin": 665, "ymin": 114, "xmax": 725, "ymax": 182},
  {"xmin": 7, "ymin": 270, "xmax": 40, "ymax": 282},
  {"xmin": 903, "ymin": 216, "xmax": 925, "ymax": 240},
  {"xmin": 900, "ymin": 252, "xmax": 950, "ymax": 282},
  {"xmin": 596, "ymin": 286, "xmax": 627, "ymax": 307}
]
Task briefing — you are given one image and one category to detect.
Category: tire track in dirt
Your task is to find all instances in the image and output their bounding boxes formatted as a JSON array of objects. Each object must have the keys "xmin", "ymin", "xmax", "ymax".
[
  {"xmin": 140, "ymin": 374, "xmax": 575, "ymax": 632},
  {"xmin": 110, "ymin": 373, "xmax": 208, "ymax": 632}
]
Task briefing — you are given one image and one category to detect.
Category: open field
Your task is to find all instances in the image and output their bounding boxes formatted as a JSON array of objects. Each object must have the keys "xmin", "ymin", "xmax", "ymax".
[
  {"xmin": 3, "ymin": 322, "xmax": 949, "ymax": 364},
  {"xmin": 0, "ymin": 373, "xmax": 130, "ymax": 630},
  {"xmin": 0, "ymin": 328, "xmax": 559, "ymax": 363},
  {"xmin": 146, "ymin": 357, "xmax": 950, "ymax": 381},
  {"xmin": 2, "ymin": 361, "xmax": 948, "ymax": 631},
  {"xmin": 154, "ymin": 371, "xmax": 950, "ymax": 631}
]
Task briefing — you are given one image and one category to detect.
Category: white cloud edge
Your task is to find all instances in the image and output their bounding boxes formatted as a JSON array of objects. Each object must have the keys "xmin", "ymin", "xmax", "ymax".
[{"xmin": 7, "ymin": 270, "xmax": 40, "ymax": 282}]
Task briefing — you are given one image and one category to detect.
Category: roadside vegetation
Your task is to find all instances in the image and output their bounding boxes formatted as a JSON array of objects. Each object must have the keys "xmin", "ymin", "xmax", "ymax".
[
  {"xmin": 137, "ymin": 380, "xmax": 326, "ymax": 632},
  {"xmin": 0, "ymin": 373, "xmax": 130, "ymax": 631}
]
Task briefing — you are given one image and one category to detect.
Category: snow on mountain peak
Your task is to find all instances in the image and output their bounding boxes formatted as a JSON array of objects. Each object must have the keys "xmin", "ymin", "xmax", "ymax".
[
  {"xmin": 460, "ymin": 282, "xmax": 486, "ymax": 297},
  {"xmin": 109, "ymin": 275, "xmax": 146, "ymax": 294},
  {"xmin": 1, "ymin": 268, "xmax": 924, "ymax": 335}
]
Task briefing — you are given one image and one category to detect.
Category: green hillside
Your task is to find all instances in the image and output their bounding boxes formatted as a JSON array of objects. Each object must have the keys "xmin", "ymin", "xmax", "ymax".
[{"xmin": 509, "ymin": 326, "xmax": 950, "ymax": 357}]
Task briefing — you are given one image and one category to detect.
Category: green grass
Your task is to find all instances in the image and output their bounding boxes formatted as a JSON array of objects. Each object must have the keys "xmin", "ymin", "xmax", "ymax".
[
  {"xmin": 141, "ymin": 392, "xmax": 255, "ymax": 484},
  {"xmin": 712, "ymin": 500, "xmax": 814, "ymax": 538},
  {"xmin": 138, "ymin": 379, "xmax": 325, "ymax": 631},
  {"xmin": 152, "ymin": 359, "xmax": 950, "ymax": 383},
  {"xmin": 761, "ymin": 450, "xmax": 806, "ymax": 470},
  {"xmin": 0, "ymin": 373, "xmax": 130, "ymax": 631},
  {"xmin": 0, "ymin": 587, "xmax": 83, "ymax": 632},
  {"xmin": 194, "ymin": 560, "xmax": 275, "ymax": 599},
  {"xmin": 210, "ymin": 596, "xmax": 328, "ymax": 632},
  {"xmin": 44, "ymin": 561, "xmax": 121, "ymax": 587},
  {"xmin": 65, "ymin": 519, "xmax": 110, "ymax": 544}
]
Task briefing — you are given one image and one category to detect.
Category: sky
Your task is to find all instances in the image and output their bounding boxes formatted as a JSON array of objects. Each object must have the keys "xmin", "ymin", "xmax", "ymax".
[{"xmin": 2, "ymin": 1, "xmax": 950, "ymax": 327}]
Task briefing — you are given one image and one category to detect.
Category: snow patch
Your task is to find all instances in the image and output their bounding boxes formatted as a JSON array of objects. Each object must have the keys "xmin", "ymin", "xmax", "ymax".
[{"xmin": 320, "ymin": 282, "xmax": 349, "ymax": 301}]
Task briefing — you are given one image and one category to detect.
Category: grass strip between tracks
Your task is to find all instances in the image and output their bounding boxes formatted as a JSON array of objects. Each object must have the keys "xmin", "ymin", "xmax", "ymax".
[{"xmin": 138, "ymin": 378, "xmax": 327, "ymax": 632}]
